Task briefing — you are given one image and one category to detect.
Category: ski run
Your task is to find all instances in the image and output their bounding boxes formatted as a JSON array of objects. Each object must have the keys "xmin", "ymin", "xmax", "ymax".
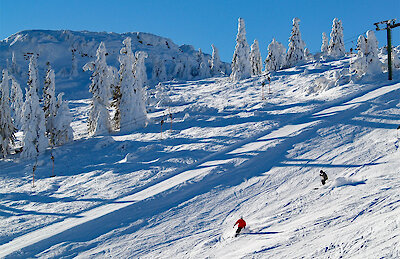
[{"xmin": 1, "ymin": 29, "xmax": 400, "ymax": 258}]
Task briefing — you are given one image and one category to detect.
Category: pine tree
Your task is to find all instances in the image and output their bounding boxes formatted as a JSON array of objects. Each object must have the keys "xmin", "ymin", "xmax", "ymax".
[
  {"xmin": 118, "ymin": 37, "xmax": 148, "ymax": 132},
  {"xmin": 83, "ymin": 42, "xmax": 113, "ymax": 137},
  {"xmin": 210, "ymin": 44, "xmax": 222, "ymax": 75},
  {"xmin": 304, "ymin": 48, "xmax": 313, "ymax": 61},
  {"xmin": 52, "ymin": 93, "xmax": 74, "ymax": 146},
  {"xmin": 328, "ymin": 18, "xmax": 345, "ymax": 58},
  {"xmin": 231, "ymin": 18, "xmax": 251, "ymax": 81},
  {"xmin": 43, "ymin": 62, "xmax": 58, "ymax": 143},
  {"xmin": 10, "ymin": 75, "xmax": 24, "ymax": 129},
  {"xmin": 364, "ymin": 30, "xmax": 382, "ymax": 74},
  {"xmin": 70, "ymin": 46, "xmax": 79, "ymax": 77},
  {"xmin": 152, "ymin": 57, "xmax": 168, "ymax": 82},
  {"xmin": 265, "ymin": 38, "xmax": 286, "ymax": 72},
  {"xmin": 173, "ymin": 61, "xmax": 185, "ymax": 79},
  {"xmin": 286, "ymin": 17, "xmax": 306, "ymax": 68},
  {"xmin": 250, "ymin": 39, "xmax": 263, "ymax": 76},
  {"xmin": 155, "ymin": 82, "xmax": 171, "ymax": 108},
  {"xmin": 21, "ymin": 54, "xmax": 48, "ymax": 159},
  {"xmin": 0, "ymin": 69, "xmax": 17, "ymax": 158},
  {"xmin": 131, "ymin": 51, "xmax": 148, "ymax": 128},
  {"xmin": 321, "ymin": 32, "xmax": 329, "ymax": 55},
  {"xmin": 393, "ymin": 50, "xmax": 400, "ymax": 69},
  {"xmin": 351, "ymin": 31, "xmax": 382, "ymax": 76},
  {"xmin": 115, "ymin": 37, "xmax": 134, "ymax": 131},
  {"xmin": 10, "ymin": 52, "xmax": 21, "ymax": 77},
  {"xmin": 173, "ymin": 57, "xmax": 192, "ymax": 80},
  {"xmin": 351, "ymin": 35, "xmax": 368, "ymax": 75},
  {"xmin": 196, "ymin": 49, "xmax": 211, "ymax": 79}
]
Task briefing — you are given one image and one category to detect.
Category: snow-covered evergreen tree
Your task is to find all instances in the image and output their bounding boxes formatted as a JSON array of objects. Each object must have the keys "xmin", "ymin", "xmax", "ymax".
[
  {"xmin": 265, "ymin": 38, "xmax": 286, "ymax": 72},
  {"xmin": 364, "ymin": 30, "xmax": 382, "ymax": 74},
  {"xmin": 52, "ymin": 93, "xmax": 74, "ymax": 146},
  {"xmin": 351, "ymin": 35, "xmax": 368, "ymax": 75},
  {"xmin": 43, "ymin": 62, "xmax": 58, "ymax": 142},
  {"xmin": 286, "ymin": 17, "xmax": 306, "ymax": 67},
  {"xmin": 304, "ymin": 48, "xmax": 313, "ymax": 61},
  {"xmin": 130, "ymin": 51, "xmax": 149, "ymax": 129},
  {"xmin": 83, "ymin": 42, "xmax": 113, "ymax": 137},
  {"xmin": 231, "ymin": 18, "xmax": 251, "ymax": 81},
  {"xmin": 328, "ymin": 18, "xmax": 345, "ymax": 58},
  {"xmin": 70, "ymin": 47, "xmax": 79, "ymax": 77},
  {"xmin": 9, "ymin": 52, "xmax": 21, "ymax": 77},
  {"xmin": 194, "ymin": 49, "xmax": 211, "ymax": 79},
  {"xmin": 10, "ymin": 76, "xmax": 24, "ymax": 129},
  {"xmin": 21, "ymin": 54, "xmax": 48, "ymax": 158},
  {"xmin": 112, "ymin": 42, "xmax": 128, "ymax": 130},
  {"xmin": 117, "ymin": 37, "xmax": 148, "ymax": 132},
  {"xmin": 173, "ymin": 57, "xmax": 193, "ymax": 80},
  {"xmin": 152, "ymin": 57, "xmax": 168, "ymax": 82},
  {"xmin": 351, "ymin": 31, "xmax": 382, "ymax": 76},
  {"xmin": 210, "ymin": 44, "xmax": 223, "ymax": 76},
  {"xmin": 115, "ymin": 37, "xmax": 134, "ymax": 130},
  {"xmin": 250, "ymin": 39, "xmax": 263, "ymax": 76},
  {"xmin": 173, "ymin": 61, "xmax": 185, "ymax": 79},
  {"xmin": 321, "ymin": 32, "xmax": 329, "ymax": 55},
  {"xmin": 0, "ymin": 69, "xmax": 16, "ymax": 157},
  {"xmin": 393, "ymin": 50, "xmax": 400, "ymax": 69},
  {"xmin": 154, "ymin": 82, "xmax": 171, "ymax": 108}
]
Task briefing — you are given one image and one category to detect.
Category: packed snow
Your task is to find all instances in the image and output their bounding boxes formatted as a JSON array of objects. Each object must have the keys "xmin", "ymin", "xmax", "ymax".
[{"xmin": 1, "ymin": 28, "xmax": 400, "ymax": 258}]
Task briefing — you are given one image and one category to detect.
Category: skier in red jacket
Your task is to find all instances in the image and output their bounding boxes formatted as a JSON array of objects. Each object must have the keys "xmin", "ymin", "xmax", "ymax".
[{"xmin": 234, "ymin": 217, "xmax": 246, "ymax": 237}]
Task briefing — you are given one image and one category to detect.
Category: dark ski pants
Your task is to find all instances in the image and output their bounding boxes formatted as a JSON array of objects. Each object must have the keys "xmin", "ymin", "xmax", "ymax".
[{"xmin": 235, "ymin": 227, "xmax": 243, "ymax": 237}]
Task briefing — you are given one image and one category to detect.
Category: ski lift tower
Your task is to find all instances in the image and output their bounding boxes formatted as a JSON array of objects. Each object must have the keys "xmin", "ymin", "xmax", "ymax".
[{"xmin": 374, "ymin": 19, "xmax": 400, "ymax": 80}]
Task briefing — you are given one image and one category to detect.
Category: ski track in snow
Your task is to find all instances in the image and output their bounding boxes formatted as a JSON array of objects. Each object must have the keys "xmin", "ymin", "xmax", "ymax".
[{"xmin": 1, "ymin": 73, "xmax": 400, "ymax": 258}]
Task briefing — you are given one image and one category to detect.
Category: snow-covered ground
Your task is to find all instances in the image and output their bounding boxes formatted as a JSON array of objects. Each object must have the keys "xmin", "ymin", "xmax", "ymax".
[{"xmin": 1, "ymin": 57, "xmax": 400, "ymax": 258}]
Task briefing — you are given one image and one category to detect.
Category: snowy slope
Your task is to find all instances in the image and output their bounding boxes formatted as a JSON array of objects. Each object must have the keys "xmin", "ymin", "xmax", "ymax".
[{"xmin": 1, "ymin": 55, "xmax": 400, "ymax": 258}]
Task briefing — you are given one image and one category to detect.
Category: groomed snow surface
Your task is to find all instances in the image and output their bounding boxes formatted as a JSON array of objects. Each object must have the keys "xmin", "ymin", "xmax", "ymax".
[{"xmin": 1, "ymin": 57, "xmax": 400, "ymax": 258}]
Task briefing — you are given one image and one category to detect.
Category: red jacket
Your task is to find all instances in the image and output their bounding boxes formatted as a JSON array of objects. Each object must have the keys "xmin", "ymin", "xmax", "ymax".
[{"xmin": 234, "ymin": 218, "xmax": 246, "ymax": 228}]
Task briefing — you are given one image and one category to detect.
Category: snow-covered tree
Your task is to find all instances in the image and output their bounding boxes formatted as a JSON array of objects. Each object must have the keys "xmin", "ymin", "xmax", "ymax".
[
  {"xmin": 52, "ymin": 93, "xmax": 74, "ymax": 146},
  {"xmin": 115, "ymin": 37, "xmax": 133, "ymax": 130},
  {"xmin": 250, "ymin": 39, "xmax": 263, "ymax": 76},
  {"xmin": 21, "ymin": 54, "xmax": 48, "ymax": 159},
  {"xmin": 265, "ymin": 38, "xmax": 286, "ymax": 72},
  {"xmin": 231, "ymin": 18, "xmax": 251, "ymax": 81},
  {"xmin": 351, "ymin": 31, "xmax": 382, "ymax": 76},
  {"xmin": 321, "ymin": 32, "xmax": 329, "ymax": 55},
  {"xmin": 117, "ymin": 37, "xmax": 148, "ymax": 132},
  {"xmin": 0, "ymin": 69, "xmax": 16, "ymax": 157},
  {"xmin": 83, "ymin": 42, "xmax": 113, "ymax": 137},
  {"xmin": 152, "ymin": 57, "xmax": 168, "ymax": 82},
  {"xmin": 286, "ymin": 17, "xmax": 306, "ymax": 67},
  {"xmin": 10, "ymin": 76, "xmax": 24, "ymax": 129},
  {"xmin": 364, "ymin": 30, "xmax": 382, "ymax": 74},
  {"xmin": 351, "ymin": 35, "xmax": 368, "ymax": 75},
  {"xmin": 393, "ymin": 50, "xmax": 400, "ymax": 69},
  {"xmin": 130, "ymin": 51, "xmax": 149, "ymax": 128},
  {"xmin": 210, "ymin": 44, "xmax": 223, "ymax": 75},
  {"xmin": 328, "ymin": 18, "xmax": 345, "ymax": 58},
  {"xmin": 70, "ymin": 47, "xmax": 79, "ymax": 77},
  {"xmin": 43, "ymin": 62, "xmax": 57, "ymax": 141},
  {"xmin": 9, "ymin": 52, "xmax": 21, "ymax": 77},
  {"xmin": 154, "ymin": 82, "xmax": 171, "ymax": 108},
  {"xmin": 195, "ymin": 49, "xmax": 211, "ymax": 79},
  {"xmin": 173, "ymin": 58, "xmax": 192, "ymax": 80}
]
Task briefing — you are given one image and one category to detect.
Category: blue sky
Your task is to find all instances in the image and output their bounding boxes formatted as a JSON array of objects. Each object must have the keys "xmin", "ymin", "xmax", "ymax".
[{"xmin": 1, "ymin": 0, "xmax": 399, "ymax": 62}]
